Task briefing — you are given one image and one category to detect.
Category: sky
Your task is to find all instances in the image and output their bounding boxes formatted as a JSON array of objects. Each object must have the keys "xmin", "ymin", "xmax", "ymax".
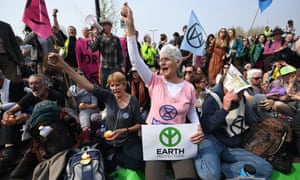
[{"xmin": 1, "ymin": 0, "xmax": 299, "ymax": 43}]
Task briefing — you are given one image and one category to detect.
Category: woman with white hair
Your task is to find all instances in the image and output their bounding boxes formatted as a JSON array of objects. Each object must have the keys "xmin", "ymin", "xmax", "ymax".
[
  {"xmin": 246, "ymin": 68, "xmax": 263, "ymax": 96},
  {"xmin": 121, "ymin": 3, "xmax": 204, "ymax": 179}
]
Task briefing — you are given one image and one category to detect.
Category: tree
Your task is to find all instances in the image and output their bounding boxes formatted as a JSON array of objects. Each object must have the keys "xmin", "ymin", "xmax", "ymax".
[
  {"xmin": 95, "ymin": 0, "xmax": 120, "ymax": 34},
  {"xmin": 229, "ymin": 25, "xmax": 265, "ymax": 38}
]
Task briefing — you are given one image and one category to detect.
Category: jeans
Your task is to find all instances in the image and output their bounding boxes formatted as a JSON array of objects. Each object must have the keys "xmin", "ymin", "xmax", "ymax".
[
  {"xmin": 79, "ymin": 109, "xmax": 99, "ymax": 129},
  {"xmin": 145, "ymin": 159, "xmax": 198, "ymax": 179},
  {"xmin": 194, "ymin": 135, "xmax": 273, "ymax": 180}
]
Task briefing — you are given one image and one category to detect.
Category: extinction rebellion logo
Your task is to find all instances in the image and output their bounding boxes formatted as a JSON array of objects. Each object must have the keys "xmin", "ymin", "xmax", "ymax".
[{"xmin": 156, "ymin": 127, "xmax": 185, "ymax": 158}]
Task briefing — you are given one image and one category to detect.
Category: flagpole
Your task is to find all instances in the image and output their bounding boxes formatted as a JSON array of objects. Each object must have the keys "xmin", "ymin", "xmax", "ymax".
[
  {"xmin": 95, "ymin": 0, "xmax": 100, "ymax": 21},
  {"xmin": 248, "ymin": 7, "xmax": 259, "ymax": 36}
]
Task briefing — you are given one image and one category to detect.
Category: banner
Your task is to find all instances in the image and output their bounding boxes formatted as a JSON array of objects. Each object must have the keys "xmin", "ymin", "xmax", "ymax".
[
  {"xmin": 258, "ymin": 0, "xmax": 272, "ymax": 13},
  {"xmin": 75, "ymin": 38, "xmax": 100, "ymax": 85},
  {"xmin": 22, "ymin": 0, "xmax": 52, "ymax": 39},
  {"xmin": 142, "ymin": 124, "xmax": 198, "ymax": 161},
  {"xmin": 180, "ymin": 10, "xmax": 205, "ymax": 56}
]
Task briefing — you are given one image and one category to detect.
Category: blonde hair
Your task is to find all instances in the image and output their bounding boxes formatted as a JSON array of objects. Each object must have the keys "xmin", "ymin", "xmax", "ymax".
[{"xmin": 106, "ymin": 71, "xmax": 127, "ymax": 88}]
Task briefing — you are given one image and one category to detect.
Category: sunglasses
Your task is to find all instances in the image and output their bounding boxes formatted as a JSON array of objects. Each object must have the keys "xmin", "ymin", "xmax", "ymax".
[
  {"xmin": 185, "ymin": 71, "xmax": 193, "ymax": 74},
  {"xmin": 252, "ymin": 77, "xmax": 262, "ymax": 80}
]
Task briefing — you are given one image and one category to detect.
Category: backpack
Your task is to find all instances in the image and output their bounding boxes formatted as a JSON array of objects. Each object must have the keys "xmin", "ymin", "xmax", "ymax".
[
  {"xmin": 207, "ymin": 91, "xmax": 295, "ymax": 173},
  {"xmin": 28, "ymin": 100, "xmax": 81, "ymax": 161},
  {"xmin": 242, "ymin": 117, "xmax": 293, "ymax": 173},
  {"xmin": 66, "ymin": 145, "xmax": 105, "ymax": 180}
]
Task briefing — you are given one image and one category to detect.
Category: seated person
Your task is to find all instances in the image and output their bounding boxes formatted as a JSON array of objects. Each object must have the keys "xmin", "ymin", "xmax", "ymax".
[
  {"xmin": 1, "ymin": 74, "xmax": 65, "ymax": 179},
  {"xmin": 66, "ymin": 68, "xmax": 99, "ymax": 145},
  {"xmin": 194, "ymin": 74, "xmax": 273, "ymax": 179},
  {"xmin": 266, "ymin": 79, "xmax": 286, "ymax": 97},
  {"xmin": 0, "ymin": 72, "xmax": 27, "ymax": 174}
]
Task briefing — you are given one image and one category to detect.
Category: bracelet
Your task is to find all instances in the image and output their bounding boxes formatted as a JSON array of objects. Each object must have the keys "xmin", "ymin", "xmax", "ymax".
[{"xmin": 126, "ymin": 127, "xmax": 129, "ymax": 133}]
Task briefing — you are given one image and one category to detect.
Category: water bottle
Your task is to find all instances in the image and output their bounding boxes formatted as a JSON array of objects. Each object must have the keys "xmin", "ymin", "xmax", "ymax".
[
  {"xmin": 240, "ymin": 164, "xmax": 256, "ymax": 177},
  {"xmin": 100, "ymin": 124, "xmax": 105, "ymax": 138}
]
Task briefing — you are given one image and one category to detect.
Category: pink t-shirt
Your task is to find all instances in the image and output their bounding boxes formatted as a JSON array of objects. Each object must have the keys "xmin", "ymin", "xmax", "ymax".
[{"xmin": 146, "ymin": 75, "xmax": 196, "ymax": 125}]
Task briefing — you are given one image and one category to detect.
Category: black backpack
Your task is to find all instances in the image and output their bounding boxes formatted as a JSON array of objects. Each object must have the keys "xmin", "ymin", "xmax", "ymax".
[{"xmin": 28, "ymin": 100, "xmax": 81, "ymax": 161}]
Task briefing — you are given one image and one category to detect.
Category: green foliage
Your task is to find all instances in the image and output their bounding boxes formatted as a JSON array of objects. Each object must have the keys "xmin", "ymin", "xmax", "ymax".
[
  {"xmin": 230, "ymin": 25, "xmax": 265, "ymax": 37},
  {"xmin": 98, "ymin": 0, "xmax": 120, "ymax": 34}
]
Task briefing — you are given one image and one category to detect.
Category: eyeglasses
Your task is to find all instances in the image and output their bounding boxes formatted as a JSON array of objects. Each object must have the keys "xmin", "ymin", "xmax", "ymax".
[
  {"xmin": 185, "ymin": 71, "xmax": 193, "ymax": 74},
  {"xmin": 252, "ymin": 77, "xmax": 262, "ymax": 80},
  {"xmin": 159, "ymin": 57, "xmax": 172, "ymax": 63},
  {"xmin": 199, "ymin": 80, "xmax": 206, "ymax": 83}
]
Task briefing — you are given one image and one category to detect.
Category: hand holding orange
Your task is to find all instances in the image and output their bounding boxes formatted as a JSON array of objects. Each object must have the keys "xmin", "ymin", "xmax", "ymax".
[
  {"xmin": 79, "ymin": 102, "xmax": 86, "ymax": 109},
  {"xmin": 8, "ymin": 115, "xmax": 16, "ymax": 124},
  {"xmin": 104, "ymin": 130, "xmax": 113, "ymax": 139}
]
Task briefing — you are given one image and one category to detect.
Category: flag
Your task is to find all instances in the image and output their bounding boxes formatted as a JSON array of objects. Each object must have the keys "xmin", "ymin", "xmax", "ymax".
[
  {"xmin": 180, "ymin": 10, "xmax": 205, "ymax": 56},
  {"xmin": 22, "ymin": 0, "xmax": 52, "ymax": 39},
  {"xmin": 258, "ymin": 0, "xmax": 272, "ymax": 13}
]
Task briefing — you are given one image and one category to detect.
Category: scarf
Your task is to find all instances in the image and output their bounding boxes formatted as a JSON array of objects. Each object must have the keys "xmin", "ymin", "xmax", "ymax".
[{"xmin": 131, "ymin": 80, "xmax": 145, "ymax": 106}]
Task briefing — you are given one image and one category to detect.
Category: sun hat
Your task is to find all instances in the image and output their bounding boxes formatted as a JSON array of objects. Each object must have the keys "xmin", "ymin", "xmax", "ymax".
[
  {"xmin": 280, "ymin": 65, "xmax": 296, "ymax": 76},
  {"xmin": 270, "ymin": 28, "xmax": 284, "ymax": 36},
  {"xmin": 99, "ymin": 18, "xmax": 112, "ymax": 26}
]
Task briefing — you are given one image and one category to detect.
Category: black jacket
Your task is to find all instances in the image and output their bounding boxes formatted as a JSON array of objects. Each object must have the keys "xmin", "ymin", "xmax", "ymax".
[{"xmin": 0, "ymin": 21, "xmax": 24, "ymax": 64}]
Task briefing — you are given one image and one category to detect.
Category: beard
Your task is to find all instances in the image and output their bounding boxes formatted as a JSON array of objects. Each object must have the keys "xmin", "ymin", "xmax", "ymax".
[{"xmin": 32, "ymin": 87, "xmax": 47, "ymax": 97}]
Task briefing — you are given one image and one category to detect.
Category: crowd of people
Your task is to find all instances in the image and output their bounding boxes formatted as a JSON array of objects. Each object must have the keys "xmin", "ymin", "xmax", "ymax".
[{"xmin": 0, "ymin": 3, "xmax": 300, "ymax": 180}]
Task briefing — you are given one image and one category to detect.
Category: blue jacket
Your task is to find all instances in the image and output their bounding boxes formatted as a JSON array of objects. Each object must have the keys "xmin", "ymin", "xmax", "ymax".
[{"xmin": 201, "ymin": 83, "xmax": 244, "ymax": 147}]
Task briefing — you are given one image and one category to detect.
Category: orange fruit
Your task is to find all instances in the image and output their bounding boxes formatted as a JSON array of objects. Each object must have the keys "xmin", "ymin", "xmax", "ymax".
[
  {"xmin": 8, "ymin": 115, "xmax": 16, "ymax": 123},
  {"xmin": 104, "ymin": 130, "xmax": 113, "ymax": 139},
  {"xmin": 79, "ymin": 103, "xmax": 85, "ymax": 109}
]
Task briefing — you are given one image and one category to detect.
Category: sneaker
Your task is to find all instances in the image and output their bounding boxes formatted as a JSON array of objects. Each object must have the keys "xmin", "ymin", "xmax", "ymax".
[
  {"xmin": 0, "ymin": 146, "xmax": 22, "ymax": 174},
  {"xmin": 10, "ymin": 149, "xmax": 38, "ymax": 179}
]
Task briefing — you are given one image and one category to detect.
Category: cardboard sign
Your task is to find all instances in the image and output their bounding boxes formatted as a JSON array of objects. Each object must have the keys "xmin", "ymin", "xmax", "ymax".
[{"xmin": 141, "ymin": 124, "xmax": 198, "ymax": 161}]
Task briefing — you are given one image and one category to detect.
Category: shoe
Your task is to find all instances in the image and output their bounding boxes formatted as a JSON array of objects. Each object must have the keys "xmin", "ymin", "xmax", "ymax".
[
  {"xmin": 0, "ymin": 146, "xmax": 22, "ymax": 174},
  {"xmin": 10, "ymin": 149, "xmax": 38, "ymax": 179}
]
